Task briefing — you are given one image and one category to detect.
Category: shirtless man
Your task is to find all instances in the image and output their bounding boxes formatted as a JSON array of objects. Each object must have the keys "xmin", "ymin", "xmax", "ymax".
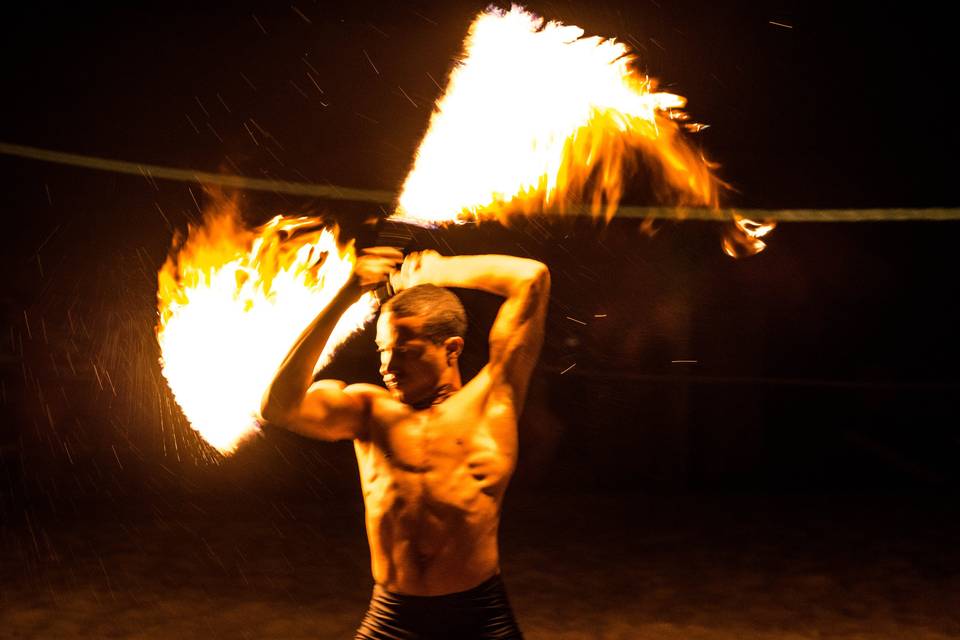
[{"xmin": 260, "ymin": 247, "xmax": 550, "ymax": 639}]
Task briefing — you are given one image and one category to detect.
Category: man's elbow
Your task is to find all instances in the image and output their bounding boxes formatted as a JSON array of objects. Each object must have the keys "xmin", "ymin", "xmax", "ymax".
[
  {"xmin": 533, "ymin": 261, "xmax": 550, "ymax": 282},
  {"xmin": 526, "ymin": 262, "xmax": 550, "ymax": 295},
  {"xmin": 259, "ymin": 393, "xmax": 292, "ymax": 426},
  {"xmin": 258, "ymin": 405, "xmax": 284, "ymax": 427}
]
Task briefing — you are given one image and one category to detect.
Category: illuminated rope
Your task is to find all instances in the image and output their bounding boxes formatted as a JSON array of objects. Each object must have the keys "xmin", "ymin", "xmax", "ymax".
[
  {"xmin": 3, "ymin": 141, "xmax": 958, "ymax": 222},
  {"xmin": 565, "ymin": 205, "xmax": 960, "ymax": 222},
  {"xmin": 0, "ymin": 141, "xmax": 394, "ymax": 204}
]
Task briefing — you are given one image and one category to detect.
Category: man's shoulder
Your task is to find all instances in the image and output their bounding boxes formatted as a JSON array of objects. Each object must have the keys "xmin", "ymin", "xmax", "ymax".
[
  {"xmin": 465, "ymin": 365, "xmax": 517, "ymax": 406},
  {"xmin": 343, "ymin": 383, "xmax": 391, "ymax": 400}
]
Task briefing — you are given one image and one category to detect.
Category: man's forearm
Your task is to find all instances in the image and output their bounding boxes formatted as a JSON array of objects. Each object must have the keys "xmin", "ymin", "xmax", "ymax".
[
  {"xmin": 424, "ymin": 255, "xmax": 546, "ymax": 297},
  {"xmin": 260, "ymin": 283, "xmax": 362, "ymax": 422}
]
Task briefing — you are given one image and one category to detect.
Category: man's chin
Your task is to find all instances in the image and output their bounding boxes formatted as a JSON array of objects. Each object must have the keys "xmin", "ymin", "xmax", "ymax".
[
  {"xmin": 388, "ymin": 385, "xmax": 410, "ymax": 402},
  {"xmin": 391, "ymin": 386, "xmax": 427, "ymax": 406}
]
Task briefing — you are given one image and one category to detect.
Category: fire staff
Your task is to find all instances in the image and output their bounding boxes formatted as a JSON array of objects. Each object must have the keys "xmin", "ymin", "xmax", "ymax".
[{"xmin": 260, "ymin": 248, "xmax": 550, "ymax": 639}]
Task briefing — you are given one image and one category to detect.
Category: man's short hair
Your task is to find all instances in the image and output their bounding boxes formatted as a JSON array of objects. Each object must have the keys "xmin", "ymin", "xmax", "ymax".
[{"xmin": 383, "ymin": 284, "xmax": 467, "ymax": 343}]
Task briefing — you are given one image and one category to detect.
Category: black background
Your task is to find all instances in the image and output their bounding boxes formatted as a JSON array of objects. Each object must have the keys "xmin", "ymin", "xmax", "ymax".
[{"xmin": 0, "ymin": 2, "xmax": 958, "ymax": 636}]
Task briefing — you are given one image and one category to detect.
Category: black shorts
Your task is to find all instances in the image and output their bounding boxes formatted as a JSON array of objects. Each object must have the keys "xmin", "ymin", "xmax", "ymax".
[{"xmin": 354, "ymin": 573, "xmax": 524, "ymax": 640}]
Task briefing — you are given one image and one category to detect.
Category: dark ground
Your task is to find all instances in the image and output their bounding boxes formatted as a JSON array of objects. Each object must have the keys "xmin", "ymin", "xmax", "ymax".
[
  {"xmin": 2, "ymin": 491, "xmax": 959, "ymax": 639},
  {"xmin": 2, "ymin": 1, "xmax": 959, "ymax": 638},
  {"xmin": 2, "ymin": 214, "xmax": 959, "ymax": 638}
]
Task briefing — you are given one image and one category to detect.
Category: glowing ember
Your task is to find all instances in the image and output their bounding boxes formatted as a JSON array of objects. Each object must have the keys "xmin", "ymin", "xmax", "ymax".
[
  {"xmin": 722, "ymin": 213, "xmax": 776, "ymax": 258},
  {"xmin": 156, "ymin": 199, "xmax": 377, "ymax": 453},
  {"xmin": 395, "ymin": 5, "xmax": 723, "ymax": 225}
]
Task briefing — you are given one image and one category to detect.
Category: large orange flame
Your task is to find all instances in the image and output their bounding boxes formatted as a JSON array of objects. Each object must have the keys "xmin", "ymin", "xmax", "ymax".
[
  {"xmin": 156, "ymin": 200, "xmax": 376, "ymax": 453},
  {"xmin": 394, "ymin": 5, "xmax": 723, "ymax": 225}
]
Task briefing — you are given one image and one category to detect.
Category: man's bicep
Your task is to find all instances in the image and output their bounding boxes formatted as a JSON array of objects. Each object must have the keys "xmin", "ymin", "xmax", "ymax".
[
  {"xmin": 290, "ymin": 380, "xmax": 371, "ymax": 441},
  {"xmin": 487, "ymin": 267, "xmax": 550, "ymax": 405}
]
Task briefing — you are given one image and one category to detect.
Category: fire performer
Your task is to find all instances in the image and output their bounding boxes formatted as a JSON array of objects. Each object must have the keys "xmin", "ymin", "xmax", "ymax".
[{"xmin": 260, "ymin": 246, "xmax": 550, "ymax": 639}]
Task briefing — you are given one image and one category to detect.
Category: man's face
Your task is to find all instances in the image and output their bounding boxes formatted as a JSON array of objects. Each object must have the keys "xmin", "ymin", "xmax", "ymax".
[{"xmin": 375, "ymin": 311, "xmax": 449, "ymax": 405}]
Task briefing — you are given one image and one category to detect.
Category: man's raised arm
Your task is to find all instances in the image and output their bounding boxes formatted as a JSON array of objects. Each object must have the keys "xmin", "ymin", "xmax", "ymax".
[
  {"xmin": 397, "ymin": 251, "xmax": 550, "ymax": 408},
  {"xmin": 259, "ymin": 247, "xmax": 401, "ymax": 440}
]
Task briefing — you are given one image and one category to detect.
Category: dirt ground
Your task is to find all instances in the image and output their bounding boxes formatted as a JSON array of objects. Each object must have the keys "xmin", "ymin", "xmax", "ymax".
[{"xmin": 2, "ymin": 491, "xmax": 958, "ymax": 639}]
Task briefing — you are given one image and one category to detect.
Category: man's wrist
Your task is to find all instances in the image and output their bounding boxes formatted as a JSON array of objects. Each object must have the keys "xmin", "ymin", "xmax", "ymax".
[
  {"xmin": 338, "ymin": 279, "xmax": 364, "ymax": 300},
  {"xmin": 374, "ymin": 278, "xmax": 396, "ymax": 305},
  {"xmin": 414, "ymin": 254, "xmax": 447, "ymax": 288}
]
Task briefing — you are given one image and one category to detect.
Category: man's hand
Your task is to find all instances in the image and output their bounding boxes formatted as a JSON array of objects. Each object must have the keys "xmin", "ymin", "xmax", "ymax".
[
  {"xmin": 352, "ymin": 247, "xmax": 404, "ymax": 293},
  {"xmin": 391, "ymin": 250, "xmax": 445, "ymax": 293}
]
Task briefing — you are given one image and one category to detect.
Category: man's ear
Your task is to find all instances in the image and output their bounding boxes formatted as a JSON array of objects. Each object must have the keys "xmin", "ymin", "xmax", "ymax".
[{"xmin": 443, "ymin": 336, "xmax": 464, "ymax": 364}]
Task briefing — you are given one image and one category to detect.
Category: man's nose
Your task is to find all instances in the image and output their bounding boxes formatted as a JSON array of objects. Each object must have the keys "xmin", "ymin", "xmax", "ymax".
[{"xmin": 379, "ymin": 353, "xmax": 393, "ymax": 376}]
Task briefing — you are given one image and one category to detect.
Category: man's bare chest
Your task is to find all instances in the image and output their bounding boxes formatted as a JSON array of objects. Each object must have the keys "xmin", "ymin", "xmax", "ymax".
[{"xmin": 357, "ymin": 397, "xmax": 517, "ymax": 513}]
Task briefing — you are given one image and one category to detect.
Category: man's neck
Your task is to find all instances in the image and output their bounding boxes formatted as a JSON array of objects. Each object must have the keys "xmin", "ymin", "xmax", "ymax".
[{"xmin": 411, "ymin": 383, "xmax": 458, "ymax": 410}]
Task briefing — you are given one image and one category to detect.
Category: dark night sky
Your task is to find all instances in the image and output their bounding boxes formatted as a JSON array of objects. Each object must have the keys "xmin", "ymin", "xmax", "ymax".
[
  {"xmin": 2, "ymin": 1, "xmax": 954, "ymax": 208},
  {"xmin": 0, "ymin": 0, "xmax": 957, "ymax": 508}
]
